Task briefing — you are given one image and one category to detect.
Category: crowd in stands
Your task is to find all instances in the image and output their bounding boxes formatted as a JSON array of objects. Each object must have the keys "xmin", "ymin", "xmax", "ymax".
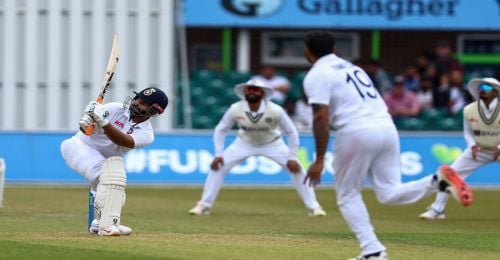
[
  {"xmin": 284, "ymin": 40, "xmax": 478, "ymax": 131},
  {"xmin": 184, "ymin": 40, "xmax": 496, "ymax": 131}
]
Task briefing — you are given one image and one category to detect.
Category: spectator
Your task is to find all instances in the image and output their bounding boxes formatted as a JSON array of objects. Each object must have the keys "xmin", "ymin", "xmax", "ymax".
[
  {"xmin": 293, "ymin": 89, "xmax": 313, "ymax": 130},
  {"xmin": 449, "ymin": 68, "xmax": 464, "ymax": 87},
  {"xmin": 383, "ymin": 75, "xmax": 421, "ymax": 122},
  {"xmin": 364, "ymin": 59, "xmax": 392, "ymax": 94},
  {"xmin": 433, "ymin": 73, "xmax": 452, "ymax": 110},
  {"xmin": 449, "ymin": 85, "xmax": 465, "ymax": 115},
  {"xmin": 284, "ymin": 89, "xmax": 313, "ymax": 131},
  {"xmin": 251, "ymin": 66, "xmax": 290, "ymax": 105},
  {"xmin": 399, "ymin": 63, "xmax": 421, "ymax": 92},
  {"xmin": 449, "ymin": 69, "xmax": 466, "ymax": 115},
  {"xmin": 434, "ymin": 40, "xmax": 464, "ymax": 79},
  {"xmin": 416, "ymin": 50, "xmax": 437, "ymax": 80},
  {"xmin": 415, "ymin": 75, "xmax": 434, "ymax": 111}
]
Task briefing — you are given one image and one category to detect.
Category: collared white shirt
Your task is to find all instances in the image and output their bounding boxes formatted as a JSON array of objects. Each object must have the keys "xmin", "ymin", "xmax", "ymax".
[{"xmin": 213, "ymin": 100, "xmax": 299, "ymax": 159}]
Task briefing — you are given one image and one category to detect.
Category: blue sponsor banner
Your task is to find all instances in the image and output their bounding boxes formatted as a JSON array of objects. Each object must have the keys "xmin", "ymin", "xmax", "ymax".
[
  {"xmin": 0, "ymin": 131, "xmax": 498, "ymax": 186},
  {"xmin": 184, "ymin": 0, "xmax": 500, "ymax": 30}
]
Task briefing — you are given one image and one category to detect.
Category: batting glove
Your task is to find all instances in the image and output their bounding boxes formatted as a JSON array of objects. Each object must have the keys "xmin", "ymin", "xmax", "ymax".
[
  {"xmin": 79, "ymin": 114, "xmax": 96, "ymax": 134},
  {"xmin": 84, "ymin": 101, "xmax": 109, "ymax": 127}
]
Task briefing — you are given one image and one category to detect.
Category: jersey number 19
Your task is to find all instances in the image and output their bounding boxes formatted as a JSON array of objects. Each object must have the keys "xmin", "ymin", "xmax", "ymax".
[{"xmin": 346, "ymin": 69, "xmax": 378, "ymax": 100}]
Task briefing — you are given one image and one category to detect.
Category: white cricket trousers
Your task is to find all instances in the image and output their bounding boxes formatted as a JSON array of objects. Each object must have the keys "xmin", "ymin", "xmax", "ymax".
[
  {"xmin": 334, "ymin": 125, "xmax": 437, "ymax": 256},
  {"xmin": 61, "ymin": 137, "xmax": 105, "ymax": 190},
  {"xmin": 197, "ymin": 137, "xmax": 321, "ymax": 210},
  {"xmin": 430, "ymin": 147, "xmax": 499, "ymax": 212}
]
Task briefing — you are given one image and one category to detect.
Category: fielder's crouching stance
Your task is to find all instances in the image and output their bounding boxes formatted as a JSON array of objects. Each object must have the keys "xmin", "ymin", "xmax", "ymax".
[
  {"xmin": 61, "ymin": 87, "xmax": 168, "ymax": 236},
  {"xmin": 189, "ymin": 79, "xmax": 326, "ymax": 217}
]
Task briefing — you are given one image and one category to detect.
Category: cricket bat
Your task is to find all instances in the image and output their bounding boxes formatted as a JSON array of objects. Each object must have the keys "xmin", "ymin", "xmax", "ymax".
[
  {"xmin": 83, "ymin": 34, "xmax": 120, "ymax": 135},
  {"xmin": 85, "ymin": 34, "xmax": 119, "ymax": 232}
]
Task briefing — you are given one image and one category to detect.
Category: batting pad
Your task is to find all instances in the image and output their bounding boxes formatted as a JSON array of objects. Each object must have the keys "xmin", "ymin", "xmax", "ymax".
[{"xmin": 95, "ymin": 156, "xmax": 127, "ymax": 233}]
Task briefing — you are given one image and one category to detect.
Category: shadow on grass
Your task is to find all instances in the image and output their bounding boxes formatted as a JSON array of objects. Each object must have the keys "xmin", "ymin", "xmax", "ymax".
[{"xmin": 0, "ymin": 240, "xmax": 170, "ymax": 260}]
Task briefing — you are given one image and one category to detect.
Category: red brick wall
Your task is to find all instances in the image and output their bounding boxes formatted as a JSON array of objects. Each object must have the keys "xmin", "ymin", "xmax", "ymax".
[
  {"xmin": 186, "ymin": 28, "xmax": 467, "ymax": 76},
  {"xmin": 378, "ymin": 30, "xmax": 458, "ymax": 75}
]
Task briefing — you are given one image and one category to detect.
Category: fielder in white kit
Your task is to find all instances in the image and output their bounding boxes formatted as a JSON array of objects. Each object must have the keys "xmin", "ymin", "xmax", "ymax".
[
  {"xmin": 420, "ymin": 77, "xmax": 500, "ymax": 220},
  {"xmin": 61, "ymin": 87, "xmax": 168, "ymax": 236},
  {"xmin": 301, "ymin": 31, "xmax": 472, "ymax": 260},
  {"xmin": 189, "ymin": 79, "xmax": 326, "ymax": 216}
]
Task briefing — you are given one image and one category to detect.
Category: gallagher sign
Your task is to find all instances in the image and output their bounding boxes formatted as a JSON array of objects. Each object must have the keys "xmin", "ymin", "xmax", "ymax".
[{"xmin": 184, "ymin": 0, "xmax": 500, "ymax": 30}]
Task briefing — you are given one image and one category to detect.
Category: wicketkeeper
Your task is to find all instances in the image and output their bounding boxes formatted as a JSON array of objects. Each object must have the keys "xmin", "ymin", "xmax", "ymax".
[{"xmin": 61, "ymin": 87, "xmax": 168, "ymax": 236}]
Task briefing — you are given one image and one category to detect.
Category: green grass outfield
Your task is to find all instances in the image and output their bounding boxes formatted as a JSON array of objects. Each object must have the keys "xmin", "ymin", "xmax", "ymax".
[{"xmin": 1, "ymin": 186, "xmax": 500, "ymax": 259}]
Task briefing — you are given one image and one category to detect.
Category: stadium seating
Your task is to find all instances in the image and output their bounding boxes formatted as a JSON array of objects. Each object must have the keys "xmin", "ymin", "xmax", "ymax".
[
  {"xmin": 435, "ymin": 117, "xmax": 463, "ymax": 131},
  {"xmin": 288, "ymin": 71, "xmax": 307, "ymax": 100},
  {"xmin": 223, "ymin": 71, "xmax": 251, "ymax": 85},
  {"xmin": 396, "ymin": 117, "xmax": 427, "ymax": 131},
  {"xmin": 418, "ymin": 108, "xmax": 449, "ymax": 128},
  {"xmin": 178, "ymin": 70, "xmax": 467, "ymax": 131},
  {"xmin": 175, "ymin": 70, "xmax": 239, "ymax": 128},
  {"xmin": 192, "ymin": 69, "xmax": 219, "ymax": 83}
]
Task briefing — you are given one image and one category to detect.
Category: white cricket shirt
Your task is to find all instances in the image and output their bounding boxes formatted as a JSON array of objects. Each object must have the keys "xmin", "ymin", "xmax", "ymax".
[
  {"xmin": 74, "ymin": 102, "xmax": 155, "ymax": 158},
  {"xmin": 303, "ymin": 54, "xmax": 393, "ymax": 132},
  {"xmin": 213, "ymin": 100, "xmax": 299, "ymax": 159}
]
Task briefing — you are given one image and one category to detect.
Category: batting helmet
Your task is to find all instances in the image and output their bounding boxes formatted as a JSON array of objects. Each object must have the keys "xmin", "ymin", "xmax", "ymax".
[{"xmin": 129, "ymin": 87, "xmax": 169, "ymax": 117}]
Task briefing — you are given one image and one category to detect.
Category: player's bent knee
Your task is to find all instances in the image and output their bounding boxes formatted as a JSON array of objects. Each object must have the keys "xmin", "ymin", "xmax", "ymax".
[
  {"xmin": 99, "ymin": 157, "xmax": 126, "ymax": 186},
  {"xmin": 375, "ymin": 191, "xmax": 397, "ymax": 205},
  {"xmin": 95, "ymin": 156, "xmax": 127, "ymax": 235}
]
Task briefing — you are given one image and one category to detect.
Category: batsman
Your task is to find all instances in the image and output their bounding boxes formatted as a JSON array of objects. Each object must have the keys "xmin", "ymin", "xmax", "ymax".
[{"xmin": 61, "ymin": 87, "xmax": 168, "ymax": 236}]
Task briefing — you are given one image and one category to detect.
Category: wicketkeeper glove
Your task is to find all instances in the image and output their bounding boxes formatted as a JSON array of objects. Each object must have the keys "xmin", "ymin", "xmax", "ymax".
[
  {"xmin": 84, "ymin": 101, "xmax": 109, "ymax": 127},
  {"xmin": 79, "ymin": 114, "xmax": 96, "ymax": 134}
]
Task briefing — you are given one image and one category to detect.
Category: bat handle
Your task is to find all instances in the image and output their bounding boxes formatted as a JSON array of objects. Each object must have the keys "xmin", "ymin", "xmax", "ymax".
[
  {"xmin": 83, "ymin": 97, "xmax": 104, "ymax": 136},
  {"xmin": 84, "ymin": 125, "xmax": 95, "ymax": 136}
]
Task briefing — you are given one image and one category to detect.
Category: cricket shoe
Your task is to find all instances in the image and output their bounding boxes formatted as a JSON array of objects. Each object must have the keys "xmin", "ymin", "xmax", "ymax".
[
  {"xmin": 188, "ymin": 204, "xmax": 210, "ymax": 215},
  {"xmin": 436, "ymin": 165, "xmax": 473, "ymax": 207},
  {"xmin": 98, "ymin": 225, "xmax": 122, "ymax": 236},
  {"xmin": 419, "ymin": 207, "xmax": 446, "ymax": 220},
  {"xmin": 89, "ymin": 219, "xmax": 132, "ymax": 236},
  {"xmin": 308, "ymin": 207, "xmax": 327, "ymax": 217},
  {"xmin": 348, "ymin": 251, "xmax": 388, "ymax": 260}
]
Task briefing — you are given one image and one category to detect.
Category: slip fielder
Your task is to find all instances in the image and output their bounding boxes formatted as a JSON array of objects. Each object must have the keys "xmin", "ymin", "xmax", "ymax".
[
  {"xmin": 189, "ymin": 79, "xmax": 326, "ymax": 216},
  {"xmin": 61, "ymin": 87, "xmax": 168, "ymax": 236},
  {"xmin": 420, "ymin": 77, "xmax": 500, "ymax": 220}
]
